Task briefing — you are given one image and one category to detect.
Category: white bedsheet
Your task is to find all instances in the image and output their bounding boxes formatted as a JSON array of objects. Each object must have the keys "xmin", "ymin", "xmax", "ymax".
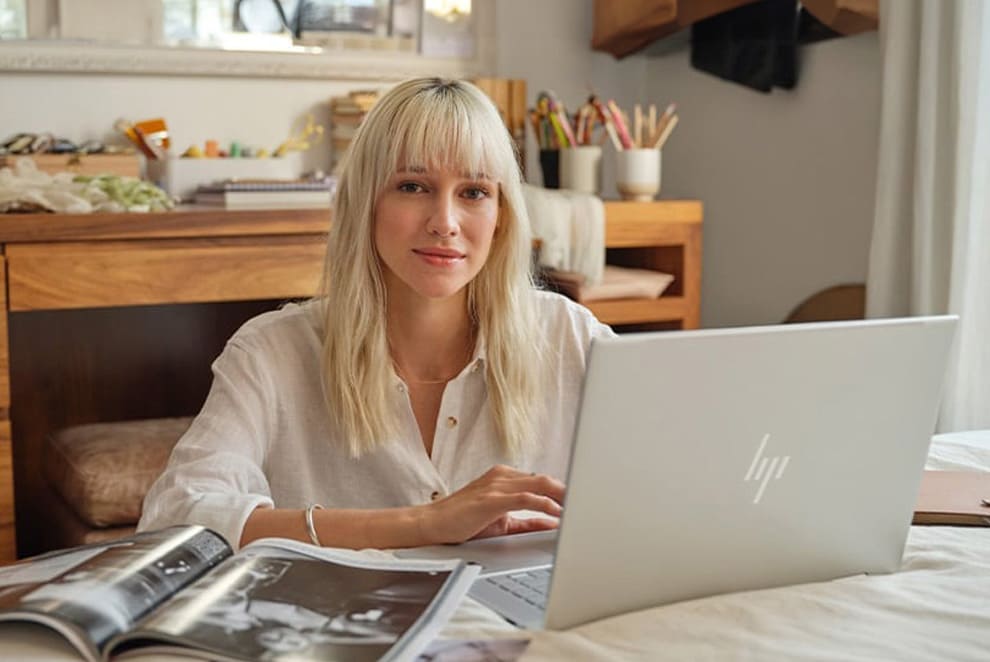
[
  {"xmin": 4, "ymin": 435, "xmax": 988, "ymax": 661},
  {"xmin": 441, "ymin": 432, "xmax": 990, "ymax": 661}
]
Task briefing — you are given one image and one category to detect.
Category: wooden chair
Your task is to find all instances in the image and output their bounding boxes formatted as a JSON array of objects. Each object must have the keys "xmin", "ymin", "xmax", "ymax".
[{"xmin": 784, "ymin": 284, "xmax": 866, "ymax": 324}]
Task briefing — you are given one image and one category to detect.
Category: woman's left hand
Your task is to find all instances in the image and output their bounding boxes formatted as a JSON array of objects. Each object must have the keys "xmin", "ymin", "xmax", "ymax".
[{"xmin": 415, "ymin": 465, "xmax": 565, "ymax": 544}]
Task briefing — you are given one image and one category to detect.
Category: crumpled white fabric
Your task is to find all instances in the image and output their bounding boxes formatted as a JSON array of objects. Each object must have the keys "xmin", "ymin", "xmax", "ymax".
[
  {"xmin": 0, "ymin": 157, "xmax": 128, "ymax": 213},
  {"xmin": 0, "ymin": 158, "xmax": 90, "ymax": 212},
  {"xmin": 522, "ymin": 184, "xmax": 605, "ymax": 286}
]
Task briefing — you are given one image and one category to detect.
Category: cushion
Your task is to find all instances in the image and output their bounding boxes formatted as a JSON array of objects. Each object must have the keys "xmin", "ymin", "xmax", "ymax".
[
  {"xmin": 44, "ymin": 417, "xmax": 193, "ymax": 528},
  {"xmin": 37, "ymin": 476, "xmax": 136, "ymax": 550}
]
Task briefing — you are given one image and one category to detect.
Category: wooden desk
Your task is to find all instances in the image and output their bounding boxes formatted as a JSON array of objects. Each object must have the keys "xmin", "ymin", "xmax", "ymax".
[{"xmin": 0, "ymin": 200, "xmax": 701, "ymax": 561}]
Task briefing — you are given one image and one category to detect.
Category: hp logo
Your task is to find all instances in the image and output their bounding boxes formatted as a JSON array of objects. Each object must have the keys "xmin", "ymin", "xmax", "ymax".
[{"xmin": 744, "ymin": 433, "xmax": 790, "ymax": 504}]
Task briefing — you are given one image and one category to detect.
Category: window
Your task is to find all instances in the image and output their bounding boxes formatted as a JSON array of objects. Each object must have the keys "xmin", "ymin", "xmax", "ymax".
[
  {"xmin": 0, "ymin": 0, "xmax": 27, "ymax": 39},
  {"xmin": 1, "ymin": 0, "xmax": 491, "ymax": 79}
]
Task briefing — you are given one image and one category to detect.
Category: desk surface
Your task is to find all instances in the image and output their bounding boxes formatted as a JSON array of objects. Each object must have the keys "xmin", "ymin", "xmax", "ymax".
[
  {"xmin": 0, "ymin": 200, "xmax": 702, "ymax": 244},
  {"xmin": 0, "ymin": 206, "xmax": 330, "ymax": 243}
]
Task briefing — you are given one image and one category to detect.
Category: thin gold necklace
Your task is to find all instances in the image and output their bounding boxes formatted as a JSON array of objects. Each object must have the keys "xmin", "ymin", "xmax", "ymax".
[{"xmin": 391, "ymin": 330, "xmax": 475, "ymax": 385}]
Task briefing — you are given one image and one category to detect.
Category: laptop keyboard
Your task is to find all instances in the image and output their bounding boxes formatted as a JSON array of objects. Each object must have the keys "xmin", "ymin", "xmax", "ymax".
[{"xmin": 481, "ymin": 567, "xmax": 551, "ymax": 610}]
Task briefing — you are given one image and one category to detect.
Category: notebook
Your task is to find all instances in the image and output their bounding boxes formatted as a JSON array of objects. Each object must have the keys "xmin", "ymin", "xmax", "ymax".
[{"xmin": 913, "ymin": 470, "xmax": 990, "ymax": 526}]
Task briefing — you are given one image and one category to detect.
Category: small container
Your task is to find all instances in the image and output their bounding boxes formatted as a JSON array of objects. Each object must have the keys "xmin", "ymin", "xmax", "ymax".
[
  {"xmin": 559, "ymin": 145, "xmax": 602, "ymax": 195},
  {"xmin": 539, "ymin": 149, "xmax": 560, "ymax": 189},
  {"xmin": 615, "ymin": 148, "xmax": 661, "ymax": 202}
]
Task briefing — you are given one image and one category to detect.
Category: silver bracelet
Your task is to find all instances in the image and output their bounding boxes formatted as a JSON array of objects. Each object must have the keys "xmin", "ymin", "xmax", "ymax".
[{"xmin": 304, "ymin": 503, "xmax": 324, "ymax": 546}]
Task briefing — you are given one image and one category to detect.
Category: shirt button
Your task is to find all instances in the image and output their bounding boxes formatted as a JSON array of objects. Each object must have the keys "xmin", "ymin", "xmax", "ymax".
[
  {"xmin": 471, "ymin": 362, "xmax": 480, "ymax": 373},
  {"xmin": 446, "ymin": 416, "xmax": 458, "ymax": 428},
  {"xmin": 396, "ymin": 383, "xmax": 406, "ymax": 393},
  {"xmin": 430, "ymin": 490, "xmax": 441, "ymax": 501}
]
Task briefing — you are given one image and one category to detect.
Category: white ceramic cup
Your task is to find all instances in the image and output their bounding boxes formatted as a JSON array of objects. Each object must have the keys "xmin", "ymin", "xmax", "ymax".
[
  {"xmin": 559, "ymin": 145, "xmax": 602, "ymax": 195},
  {"xmin": 615, "ymin": 148, "xmax": 662, "ymax": 202}
]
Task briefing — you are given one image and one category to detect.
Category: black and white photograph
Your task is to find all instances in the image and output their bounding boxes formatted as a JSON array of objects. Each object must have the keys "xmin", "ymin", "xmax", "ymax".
[{"xmin": 141, "ymin": 547, "xmax": 452, "ymax": 661}]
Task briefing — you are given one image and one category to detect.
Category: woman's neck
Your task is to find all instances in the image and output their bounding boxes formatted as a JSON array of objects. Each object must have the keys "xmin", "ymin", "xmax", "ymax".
[{"xmin": 387, "ymin": 292, "xmax": 476, "ymax": 384}]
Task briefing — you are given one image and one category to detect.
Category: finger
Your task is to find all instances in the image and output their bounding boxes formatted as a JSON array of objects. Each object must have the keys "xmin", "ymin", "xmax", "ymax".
[
  {"xmin": 499, "ymin": 474, "xmax": 566, "ymax": 504},
  {"xmin": 493, "ymin": 493, "xmax": 564, "ymax": 518},
  {"xmin": 504, "ymin": 516, "xmax": 559, "ymax": 535}
]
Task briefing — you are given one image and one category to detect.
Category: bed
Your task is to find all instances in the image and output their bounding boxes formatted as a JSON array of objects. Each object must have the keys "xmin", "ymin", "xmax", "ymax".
[
  {"xmin": 443, "ymin": 431, "xmax": 990, "ymax": 660},
  {"xmin": 4, "ymin": 433, "xmax": 988, "ymax": 661}
]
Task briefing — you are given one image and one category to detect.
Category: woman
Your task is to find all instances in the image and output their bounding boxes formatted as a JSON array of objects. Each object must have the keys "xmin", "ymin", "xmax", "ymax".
[{"xmin": 139, "ymin": 78, "xmax": 615, "ymax": 550}]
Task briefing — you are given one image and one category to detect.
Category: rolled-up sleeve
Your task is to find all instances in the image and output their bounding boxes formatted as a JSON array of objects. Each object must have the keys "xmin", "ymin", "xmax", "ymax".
[{"xmin": 138, "ymin": 340, "xmax": 276, "ymax": 549}]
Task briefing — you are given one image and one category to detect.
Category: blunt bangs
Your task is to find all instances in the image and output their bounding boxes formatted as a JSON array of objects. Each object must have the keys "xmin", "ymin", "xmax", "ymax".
[{"xmin": 382, "ymin": 82, "xmax": 518, "ymax": 189}]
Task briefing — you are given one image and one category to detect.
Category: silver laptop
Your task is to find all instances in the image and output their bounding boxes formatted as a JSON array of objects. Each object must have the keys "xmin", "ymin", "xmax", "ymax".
[{"xmin": 400, "ymin": 316, "xmax": 957, "ymax": 630}]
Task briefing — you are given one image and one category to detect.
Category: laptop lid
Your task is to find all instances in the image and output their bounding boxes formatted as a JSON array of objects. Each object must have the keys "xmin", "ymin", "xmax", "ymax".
[{"xmin": 543, "ymin": 316, "xmax": 956, "ymax": 630}]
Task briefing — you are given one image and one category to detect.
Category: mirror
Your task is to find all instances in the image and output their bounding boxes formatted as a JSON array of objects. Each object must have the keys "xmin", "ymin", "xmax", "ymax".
[{"xmin": 0, "ymin": 0, "xmax": 490, "ymax": 79}]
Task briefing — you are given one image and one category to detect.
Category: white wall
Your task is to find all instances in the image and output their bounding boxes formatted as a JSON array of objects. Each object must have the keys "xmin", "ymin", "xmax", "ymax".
[
  {"xmin": 493, "ymin": 0, "xmax": 649, "ymax": 198},
  {"xmin": 645, "ymin": 32, "xmax": 881, "ymax": 328},
  {"xmin": 495, "ymin": 0, "xmax": 880, "ymax": 328},
  {"xmin": 1, "ymin": 3, "xmax": 881, "ymax": 329}
]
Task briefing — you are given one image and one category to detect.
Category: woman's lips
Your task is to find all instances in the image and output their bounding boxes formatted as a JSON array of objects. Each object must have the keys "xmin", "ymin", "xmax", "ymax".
[{"xmin": 414, "ymin": 248, "xmax": 465, "ymax": 266}]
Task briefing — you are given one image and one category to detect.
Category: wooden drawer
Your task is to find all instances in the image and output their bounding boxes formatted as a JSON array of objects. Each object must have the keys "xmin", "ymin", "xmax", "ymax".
[
  {"xmin": 603, "ymin": 200, "xmax": 702, "ymax": 248},
  {"xmin": 586, "ymin": 296, "xmax": 689, "ymax": 326},
  {"xmin": 6, "ymin": 236, "xmax": 327, "ymax": 311}
]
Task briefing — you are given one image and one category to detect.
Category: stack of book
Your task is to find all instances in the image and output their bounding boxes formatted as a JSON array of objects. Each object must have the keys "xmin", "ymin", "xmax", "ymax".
[
  {"xmin": 330, "ymin": 90, "xmax": 380, "ymax": 173},
  {"xmin": 195, "ymin": 177, "xmax": 337, "ymax": 210}
]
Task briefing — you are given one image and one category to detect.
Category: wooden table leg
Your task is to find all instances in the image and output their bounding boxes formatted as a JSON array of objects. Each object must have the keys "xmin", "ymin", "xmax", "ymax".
[{"xmin": 0, "ymin": 253, "xmax": 17, "ymax": 563}]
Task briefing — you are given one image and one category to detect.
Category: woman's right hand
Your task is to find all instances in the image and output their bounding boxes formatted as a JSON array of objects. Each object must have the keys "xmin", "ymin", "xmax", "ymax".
[{"xmin": 416, "ymin": 464, "xmax": 566, "ymax": 545}]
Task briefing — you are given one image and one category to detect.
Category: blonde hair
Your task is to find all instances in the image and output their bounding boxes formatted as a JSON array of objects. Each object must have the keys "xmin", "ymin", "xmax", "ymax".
[{"xmin": 317, "ymin": 77, "xmax": 546, "ymax": 458}]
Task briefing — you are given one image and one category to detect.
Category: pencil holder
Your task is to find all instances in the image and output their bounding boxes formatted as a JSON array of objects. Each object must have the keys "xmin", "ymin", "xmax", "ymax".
[
  {"xmin": 539, "ymin": 149, "xmax": 560, "ymax": 189},
  {"xmin": 559, "ymin": 145, "xmax": 602, "ymax": 195},
  {"xmin": 615, "ymin": 148, "xmax": 661, "ymax": 202}
]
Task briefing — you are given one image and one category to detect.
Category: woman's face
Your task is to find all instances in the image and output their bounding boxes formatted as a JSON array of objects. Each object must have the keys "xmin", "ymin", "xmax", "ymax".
[{"xmin": 374, "ymin": 164, "xmax": 500, "ymax": 304}]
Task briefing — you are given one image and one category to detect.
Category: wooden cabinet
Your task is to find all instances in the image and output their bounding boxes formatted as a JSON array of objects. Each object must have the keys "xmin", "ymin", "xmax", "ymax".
[
  {"xmin": 592, "ymin": 0, "xmax": 877, "ymax": 58},
  {"xmin": 0, "ymin": 200, "xmax": 701, "ymax": 561},
  {"xmin": 594, "ymin": 200, "xmax": 702, "ymax": 330}
]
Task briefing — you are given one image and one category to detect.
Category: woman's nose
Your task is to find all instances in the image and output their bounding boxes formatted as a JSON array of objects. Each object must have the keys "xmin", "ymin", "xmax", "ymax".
[{"xmin": 426, "ymin": 193, "xmax": 459, "ymax": 237}]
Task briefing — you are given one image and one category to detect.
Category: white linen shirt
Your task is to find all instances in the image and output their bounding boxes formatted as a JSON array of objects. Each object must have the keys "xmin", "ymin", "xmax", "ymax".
[{"xmin": 138, "ymin": 290, "xmax": 615, "ymax": 549}]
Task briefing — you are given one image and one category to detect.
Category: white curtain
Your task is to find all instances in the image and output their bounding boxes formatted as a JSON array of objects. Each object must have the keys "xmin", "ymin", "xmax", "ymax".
[{"xmin": 867, "ymin": 0, "xmax": 990, "ymax": 432}]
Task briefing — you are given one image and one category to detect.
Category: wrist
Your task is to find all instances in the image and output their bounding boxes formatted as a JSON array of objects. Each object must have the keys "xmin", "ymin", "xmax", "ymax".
[
  {"xmin": 363, "ymin": 505, "xmax": 432, "ymax": 549},
  {"xmin": 402, "ymin": 504, "xmax": 434, "ymax": 547}
]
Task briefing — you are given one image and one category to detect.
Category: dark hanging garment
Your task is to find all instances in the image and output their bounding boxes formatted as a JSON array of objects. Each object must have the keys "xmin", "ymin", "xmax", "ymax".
[{"xmin": 690, "ymin": 0, "xmax": 800, "ymax": 93}]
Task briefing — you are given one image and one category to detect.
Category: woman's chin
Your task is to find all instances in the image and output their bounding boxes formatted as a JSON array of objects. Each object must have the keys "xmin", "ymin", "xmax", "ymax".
[{"xmin": 410, "ymin": 280, "xmax": 470, "ymax": 302}]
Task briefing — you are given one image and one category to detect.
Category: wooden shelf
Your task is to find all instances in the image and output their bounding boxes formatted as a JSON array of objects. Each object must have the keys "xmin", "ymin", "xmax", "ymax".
[
  {"xmin": 597, "ymin": 200, "xmax": 703, "ymax": 330},
  {"xmin": 585, "ymin": 296, "xmax": 689, "ymax": 327}
]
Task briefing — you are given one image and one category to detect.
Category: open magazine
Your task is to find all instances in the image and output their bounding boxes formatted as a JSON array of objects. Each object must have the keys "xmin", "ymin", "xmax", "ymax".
[{"xmin": 0, "ymin": 525, "xmax": 478, "ymax": 662}]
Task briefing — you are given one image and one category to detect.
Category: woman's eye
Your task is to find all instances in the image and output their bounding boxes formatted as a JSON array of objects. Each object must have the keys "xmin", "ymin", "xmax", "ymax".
[
  {"xmin": 397, "ymin": 182, "xmax": 424, "ymax": 193},
  {"xmin": 463, "ymin": 186, "xmax": 491, "ymax": 200}
]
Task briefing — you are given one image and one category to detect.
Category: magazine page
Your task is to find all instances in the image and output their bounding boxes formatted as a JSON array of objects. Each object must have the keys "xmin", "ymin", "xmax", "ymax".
[
  {"xmin": 415, "ymin": 638, "xmax": 531, "ymax": 661},
  {"xmin": 0, "ymin": 526, "xmax": 231, "ymax": 661},
  {"xmin": 110, "ymin": 538, "xmax": 480, "ymax": 662}
]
